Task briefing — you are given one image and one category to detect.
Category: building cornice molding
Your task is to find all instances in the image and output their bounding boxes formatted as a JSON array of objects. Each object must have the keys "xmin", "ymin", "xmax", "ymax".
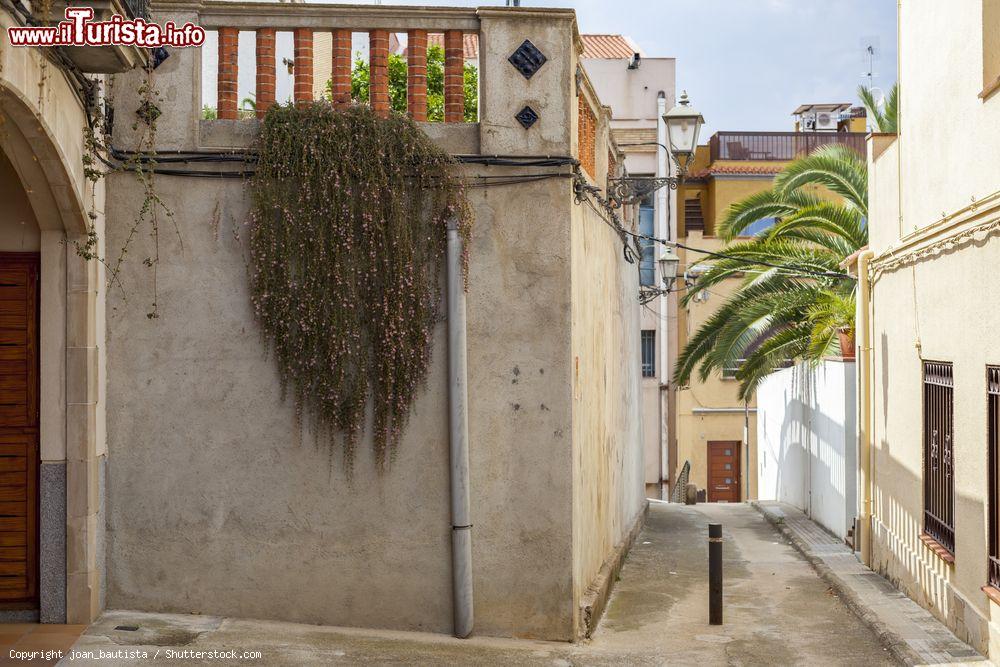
[{"xmin": 870, "ymin": 191, "xmax": 1000, "ymax": 278}]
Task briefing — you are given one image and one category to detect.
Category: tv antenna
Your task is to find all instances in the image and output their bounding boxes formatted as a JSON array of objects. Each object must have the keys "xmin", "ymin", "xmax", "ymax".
[{"xmin": 860, "ymin": 36, "xmax": 880, "ymax": 89}]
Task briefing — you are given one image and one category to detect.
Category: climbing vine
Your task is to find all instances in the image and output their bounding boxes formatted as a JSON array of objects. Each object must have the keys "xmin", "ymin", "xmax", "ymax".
[
  {"xmin": 78, "ymin": 66, "xmax": 176, "ymax": 319},
  {"xmin": 248, "ymin": 103, "xmax": 471, "ymax": 470}
]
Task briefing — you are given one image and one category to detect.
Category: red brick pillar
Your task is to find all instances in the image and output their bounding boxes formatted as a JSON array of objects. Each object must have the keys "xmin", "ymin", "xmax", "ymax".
[
  {"xmin": 406, "ymin": 29, "xmax": 428, "ymax": 121},
  {"xmin": 255, "ymin": 29, "xmax": 276, "ymax": 118},
  {"xmin": 217, "ymin": 27, "xmax": 239, "ymax": 120},
  {"xmin": 330, "ymin": 28, "xmax": 352, "ymax": 108},
  {"xmin": 293, "ymin": 28, "xmax": 313, "ymax": 105},
  {"xmin": 369, "ymin": 29, "xmax": 390, "ymax": 117},
  {"xmin": 444, "ymin": 30, "xmax": 464, "ymax": 122}
]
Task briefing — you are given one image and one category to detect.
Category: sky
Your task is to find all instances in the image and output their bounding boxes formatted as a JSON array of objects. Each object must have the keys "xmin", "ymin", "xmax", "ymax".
[{"xmin": 206, "ymin": 0, "xmax": 898, "ymax": 138}]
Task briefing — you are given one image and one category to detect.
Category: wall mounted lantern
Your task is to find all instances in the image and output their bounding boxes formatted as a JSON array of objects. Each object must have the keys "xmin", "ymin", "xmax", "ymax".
[{"xmin": 608, "ymin": 92, "xmax": 705, "ymax": 207}]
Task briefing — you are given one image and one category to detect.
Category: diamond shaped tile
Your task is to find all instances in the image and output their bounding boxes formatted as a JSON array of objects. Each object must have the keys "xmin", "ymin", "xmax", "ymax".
[
  {"xmin": 514, "ymin": 106, "xmax": 539, "ymax": 129},
  {"xmin": 508, "ymin": 39, "xmax": 547, "ymax": 79}
]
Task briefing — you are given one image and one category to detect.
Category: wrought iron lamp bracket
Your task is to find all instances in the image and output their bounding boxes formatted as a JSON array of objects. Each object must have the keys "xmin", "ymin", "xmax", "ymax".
[{"xmin": 608, "ymin": 176, "xmax": 681, "ymax": 208}]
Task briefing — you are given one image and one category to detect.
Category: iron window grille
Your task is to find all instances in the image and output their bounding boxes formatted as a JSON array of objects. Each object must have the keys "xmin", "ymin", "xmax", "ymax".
[
  {"xmin": 989, "ymin": 367, "xmax": 1000, "ymax": 588},
  {"xmin": 641, "ymin": 330, "xmax": 655, "ymax": 378},
  {"xmin": 923, "ymin": 361, "xmax": 955, "ymax": 554}
]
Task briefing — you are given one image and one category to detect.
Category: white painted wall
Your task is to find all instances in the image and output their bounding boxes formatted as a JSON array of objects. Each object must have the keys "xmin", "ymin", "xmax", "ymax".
[{"xmin": 757, "ymin": 361, "xmax": 856, "ymax": 539}]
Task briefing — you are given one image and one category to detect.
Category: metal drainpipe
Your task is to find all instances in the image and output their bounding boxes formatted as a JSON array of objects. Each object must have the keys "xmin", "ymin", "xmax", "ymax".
[
  {"xmin": 447, "ymin": 219, "xmax": 473, "ymax": 638},
  {"xmin": 656, "ymin": 90, "xmax": 669, "ymax": 500},
  {"xmin": 856, "ymin": 248, "xmax": 875, "ymax": 566}
]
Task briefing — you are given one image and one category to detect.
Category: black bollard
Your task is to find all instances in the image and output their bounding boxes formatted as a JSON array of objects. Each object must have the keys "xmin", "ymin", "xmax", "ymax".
[{"xmin": 709, "ymin": 523, "xmax": 723, "ymax": 625}]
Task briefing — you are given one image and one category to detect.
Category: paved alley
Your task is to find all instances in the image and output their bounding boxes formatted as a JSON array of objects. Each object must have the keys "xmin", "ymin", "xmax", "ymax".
[
  {"xmin": 591, "ymin": 501, "xmax": 895, "ymax": 665},
  {"xmin": 59, "ymin": 502, "xmax": 904, "ymax": 666}
]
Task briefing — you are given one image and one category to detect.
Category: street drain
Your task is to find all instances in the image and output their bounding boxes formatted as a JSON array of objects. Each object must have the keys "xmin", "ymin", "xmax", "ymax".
[{"xmin": 114, "ymin": 625, "xmax": 139, "ymax": 632}]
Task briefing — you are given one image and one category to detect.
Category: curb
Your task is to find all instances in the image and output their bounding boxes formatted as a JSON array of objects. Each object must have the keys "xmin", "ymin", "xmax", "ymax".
[{"xmin": 751, "ymin": 501, "xmax": 922, "ymax": 667}]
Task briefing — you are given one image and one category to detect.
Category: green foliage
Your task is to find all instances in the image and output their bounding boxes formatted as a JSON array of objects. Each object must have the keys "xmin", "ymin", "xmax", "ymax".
[
  {"xmin": 674, "ymin": 144, "xmax": 868, "ymax": 400},
  {"xmin": 201, "ymin": 105, "xmax": 217, "ymax": 120},
  {"xmin": 247, "ymin": 103, "xmax": 471, "ymax": 470},
  {"xmin": 339, "ymin": 45, "xmax": 479, "ymax": 122},
  {"xmin": 857, "ymin": 83, "xmax": 899, "ymax": 133}
]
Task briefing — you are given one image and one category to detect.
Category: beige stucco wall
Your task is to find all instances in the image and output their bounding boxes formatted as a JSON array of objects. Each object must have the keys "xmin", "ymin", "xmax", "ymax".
[
  {"xmin": 103, "ymin": 5, "xmax": 641, "ymax": 642},
  {"xmin": 569, "ymin": 97, "xmax": 645, "ymax": 626},
  {"xmin": 865, "ymin": 0, "xmax": 1000, "ymax": 656}
]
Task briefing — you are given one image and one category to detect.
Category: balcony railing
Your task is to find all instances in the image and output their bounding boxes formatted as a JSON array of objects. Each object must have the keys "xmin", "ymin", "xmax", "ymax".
[
  {"xmin": 200, "ymin": 3, "xmax": 481, "ymax": 121},
  {"xmin": 709, "ymin": 131, "xmax": 867, "ymax": 162}
]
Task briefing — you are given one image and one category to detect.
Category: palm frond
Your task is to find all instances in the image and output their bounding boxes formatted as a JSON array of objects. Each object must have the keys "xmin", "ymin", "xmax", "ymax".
[
  {"xmin": 716, "ymin": 189, "xmax": 821, "ymax": 241},
  {"xmin": 858, "ymin": 83, "xmax": 898, "ymax": 134},
  {"xmin": 774, "ymin": 144, "xmax": 868, "ymax": 214},
  {"xmin": 734, "ymin": 325, "xmax": 812, "ymax": 401},
  {"xmin": 882, "ymin": 83, "xmax": 899, "ymax": 134}
]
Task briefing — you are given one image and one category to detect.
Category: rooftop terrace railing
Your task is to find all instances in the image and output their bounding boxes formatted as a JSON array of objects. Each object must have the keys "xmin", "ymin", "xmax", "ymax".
[
  {"xmin": 200, "ymin": 2, "xmax": 480, "ymax": 121},
  {"xmin": 709, "ymin": 131, "xmax": 867, "ymax": 162}
]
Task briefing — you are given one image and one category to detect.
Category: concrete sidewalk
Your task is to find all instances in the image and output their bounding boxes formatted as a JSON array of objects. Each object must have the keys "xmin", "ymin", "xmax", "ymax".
[
  {"xmin": 62, "ymin": 502, "xmax": 896, "ymax": 666},
  {"xmin": 755, "ymin": 500, "xmax": 989, "ymax": 666}
]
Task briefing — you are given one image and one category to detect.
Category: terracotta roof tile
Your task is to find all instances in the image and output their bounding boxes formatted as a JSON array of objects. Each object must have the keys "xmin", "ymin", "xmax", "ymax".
[
  {"xmin": 580, "ymin": 34, "xmax": 639, "ymax": 59},
  {"xmin": 689, "ymin": 164, "xmax": 786, "ymax": 178}
]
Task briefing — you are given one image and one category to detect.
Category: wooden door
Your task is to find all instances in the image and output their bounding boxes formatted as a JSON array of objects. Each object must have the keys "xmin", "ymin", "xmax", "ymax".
[
  {"xmin": 0, "ymin": 254, "xmax": 38, "ymax": 604},
  {"xmin": 707, "ymin": 441, "xmax": 740, "ymax": 503}
]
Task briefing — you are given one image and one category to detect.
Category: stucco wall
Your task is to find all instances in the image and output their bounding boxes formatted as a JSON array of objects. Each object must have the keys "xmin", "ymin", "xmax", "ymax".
[
  {"xmin": 569, "ymin": 152, "xmax": 645, "ymax": 622},
  {"xmin": 103, "ymin": 4, "xmax": 640, "ymax": 642},
  {"xmin": 103, "ymin": 163, "xmax": 587, "ymax": 639},
  {"xmin": 757, "ymin": 362, "xmax": 856, "ymax": 539},
  {"xmin": 865, "ymin": 0, "xmax": 1000, "ymax": 655}
]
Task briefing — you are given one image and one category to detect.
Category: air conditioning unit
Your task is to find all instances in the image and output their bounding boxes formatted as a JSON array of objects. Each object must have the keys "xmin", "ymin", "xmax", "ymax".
[{"xmin": 815, "ymin": 112, "xmax": 837, "ymax": 131}]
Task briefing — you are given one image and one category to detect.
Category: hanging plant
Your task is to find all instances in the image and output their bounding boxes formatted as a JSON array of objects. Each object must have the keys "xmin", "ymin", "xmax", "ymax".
[{"xmin": 248, "ymin": 103, "xmax": 471, "ymax": 470}]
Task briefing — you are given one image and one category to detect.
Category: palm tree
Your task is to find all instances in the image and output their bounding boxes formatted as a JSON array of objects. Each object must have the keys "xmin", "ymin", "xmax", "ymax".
[
  {"xmin": 857, "ymin": 83, "xmax": 898, "ymax": 133},
  {"xmin": 673, "ymin": 144, "xmax": 868, "ymax": 401}
]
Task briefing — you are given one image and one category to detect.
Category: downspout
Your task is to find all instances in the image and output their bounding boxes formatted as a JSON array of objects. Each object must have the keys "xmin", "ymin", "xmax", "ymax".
[
  {"xmin": 856, "ymin": 248, "xmax": 875, "ymax": 566},
  {"xmin": 447, "ymin": 219, "xmax": 473, "ymax": 638},
  {"xmin": 656, "ymin": 91, "xmax": 669, "ymax": 499}
]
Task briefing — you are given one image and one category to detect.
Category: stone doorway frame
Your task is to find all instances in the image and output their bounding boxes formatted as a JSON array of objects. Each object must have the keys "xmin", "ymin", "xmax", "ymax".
[{"xmin": 0, "ymin": 75, "xmax": 103, "ymax": 625}]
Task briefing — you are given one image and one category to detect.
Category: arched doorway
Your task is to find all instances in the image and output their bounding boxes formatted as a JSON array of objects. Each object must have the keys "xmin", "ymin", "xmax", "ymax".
[{"xmin": 0, "ymin": 74, "xmax": 103, "ymax": 625}]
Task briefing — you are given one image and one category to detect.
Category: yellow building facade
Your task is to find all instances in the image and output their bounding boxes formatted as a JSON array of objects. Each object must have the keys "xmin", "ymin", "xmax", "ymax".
[{"xmin": 672, "ymin": 115, "xmax": 865, "ymax": 502}]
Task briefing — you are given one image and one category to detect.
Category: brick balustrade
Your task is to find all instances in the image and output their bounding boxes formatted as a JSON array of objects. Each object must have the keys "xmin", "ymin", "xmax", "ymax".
[
  {"xmin": 214, "ymin": 20, "xmax": 475, "ymax": 122},
  {"xmin": 369, "ymin": 29, "xmax": 390, "ymax": 117},
  {"xmin": 293, "ymin": 28, "xmax": 314, "ymax": 105},
  {"xmin": 406, "ymin": 29, "xmax": 428, "ymax": 121},
  {"xmin": 330, "ymin": 28, "xmax": 352, "ymax": 108},
  {"xmin": 217, "ymin": 27, "xmax": 239, "ymax": 120},
  {"xmin": 443, "ymin": 30, "xmax": 464, "ymax": 122},
  {"xmin": 577, "ymin": 93, "xmax": 597, "ymax": 178},
  {"xmin": 255, "ymin": 28, "xmax": 276, "ymax": 117}
]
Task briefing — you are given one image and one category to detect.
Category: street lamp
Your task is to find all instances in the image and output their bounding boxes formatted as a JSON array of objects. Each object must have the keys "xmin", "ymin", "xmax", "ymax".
[
  {"xmin": 662, "ymin": 91, "xmax": 705, "ymax": 174},
  {"xmin": 608, "ymin": 92, "xmax": 706, "ymax": 207},
  {"xmin": 659, "ymin": 248, "xmax": 680, "ymax": 287}
]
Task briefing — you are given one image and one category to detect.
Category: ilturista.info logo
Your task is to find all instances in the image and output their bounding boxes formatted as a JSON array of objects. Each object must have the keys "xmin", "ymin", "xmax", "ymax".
[{"xmin": 7, "ymin": 7, "xmax": 205, "ymax": 48}]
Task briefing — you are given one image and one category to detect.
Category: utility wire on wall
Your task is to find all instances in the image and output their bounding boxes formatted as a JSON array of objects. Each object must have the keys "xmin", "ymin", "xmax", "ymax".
[{"xmin": 571, "ymin": 172, "xmax": 855, "ymax": 283}]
